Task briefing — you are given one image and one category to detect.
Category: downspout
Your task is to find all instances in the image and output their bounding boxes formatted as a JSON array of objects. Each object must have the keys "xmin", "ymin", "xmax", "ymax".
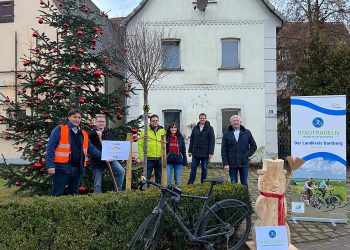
[{"xmin": 14, "ymin": 31, "xmax": 18, "ymax": 103}]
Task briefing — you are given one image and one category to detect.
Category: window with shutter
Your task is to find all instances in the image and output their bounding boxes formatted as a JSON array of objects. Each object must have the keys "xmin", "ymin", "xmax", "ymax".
[{"xmin": 0, "ymin": 1, "xmax": 14, "ymax": 23}]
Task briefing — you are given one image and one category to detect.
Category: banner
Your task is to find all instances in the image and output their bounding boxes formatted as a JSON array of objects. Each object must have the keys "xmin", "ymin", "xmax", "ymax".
[{"xmin": 290, "ymin": 95, "xmax": 347, "ymax": 223}]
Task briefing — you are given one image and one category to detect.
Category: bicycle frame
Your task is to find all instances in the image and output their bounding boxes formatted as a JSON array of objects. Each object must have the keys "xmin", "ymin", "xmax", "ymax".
[{"xmin": 151, "ymin": 183, "xmax": 233, "ymax": 244}]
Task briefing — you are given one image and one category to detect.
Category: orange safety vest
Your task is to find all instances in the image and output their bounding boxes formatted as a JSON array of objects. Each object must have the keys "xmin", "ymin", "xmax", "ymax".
[{"xmin": 54, "ymin": 124, "xmax": 89, "ymax": 167}]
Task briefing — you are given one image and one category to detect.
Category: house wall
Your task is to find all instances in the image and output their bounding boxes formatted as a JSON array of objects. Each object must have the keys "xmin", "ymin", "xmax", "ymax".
[
  {"xmin": 126, "ymin": 0, "xmax": 282, "ymax": 162},
  {"xmin": 0, "ymin": 0, "xmax": 57, "ymax": 163}
]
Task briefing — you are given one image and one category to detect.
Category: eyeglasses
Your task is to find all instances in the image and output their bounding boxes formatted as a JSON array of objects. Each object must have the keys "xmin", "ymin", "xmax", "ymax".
[
  {"xmin": 151, "ymin": 120, "xmax": 159, "ymax": 122},
  {"xmin": 96, "ymin": 120, "xmax": 106, "ymax": 123}
]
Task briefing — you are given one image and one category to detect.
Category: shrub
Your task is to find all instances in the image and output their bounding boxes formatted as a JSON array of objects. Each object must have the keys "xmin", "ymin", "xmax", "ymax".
[{"xmin": 0, "ymin": 183, "xmax": 250, "ymax": 250}]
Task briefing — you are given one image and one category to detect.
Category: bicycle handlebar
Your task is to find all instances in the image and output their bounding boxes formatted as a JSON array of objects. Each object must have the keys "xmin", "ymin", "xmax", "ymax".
[{"xmin": 134, "ymin": 180, "xmax": 182, "ymax": 198}]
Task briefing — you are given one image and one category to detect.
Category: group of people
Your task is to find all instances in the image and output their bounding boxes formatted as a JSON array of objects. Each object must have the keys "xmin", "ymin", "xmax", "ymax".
[
  {"xmin": 46, "ymin": 109, "xmax": 125, "ymax": 196},
  {"xmin": 303, "ymin": 177, "xmax": 331, "ymax": 203},
  {"xmin": 137, "ymin": 113, "xmax": 257, "ymax": 188},
  {"xmin": 46, "ymin": 109, "xmax": 257, "ymax": 196}
]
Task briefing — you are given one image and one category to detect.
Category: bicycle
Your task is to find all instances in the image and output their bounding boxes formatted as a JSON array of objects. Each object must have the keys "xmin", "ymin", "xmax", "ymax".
[{"xmin": 128, "ymin": 177, "xmax": 251, "ymax": 250}]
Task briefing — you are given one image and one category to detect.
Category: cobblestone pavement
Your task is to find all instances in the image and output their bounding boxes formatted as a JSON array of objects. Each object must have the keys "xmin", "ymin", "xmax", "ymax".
[{"xmin": 245, "ymin": 167, "xmax": 350, "ymax": 250}]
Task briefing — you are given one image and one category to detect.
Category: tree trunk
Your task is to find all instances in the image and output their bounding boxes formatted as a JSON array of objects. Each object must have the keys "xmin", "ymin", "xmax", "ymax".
[{"xmin": 143, "ymin": 90, "xmax": 149, "ymax": 178}]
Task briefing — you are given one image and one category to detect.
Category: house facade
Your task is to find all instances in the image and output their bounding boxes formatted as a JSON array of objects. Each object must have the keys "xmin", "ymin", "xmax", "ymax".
[
  {"xmin": 0, "ymin": 0, "xmax": 122, "ymax": 163},
  {"xmin": 124, "ymin": 0, "xmax": 284, "ymax": 162}
]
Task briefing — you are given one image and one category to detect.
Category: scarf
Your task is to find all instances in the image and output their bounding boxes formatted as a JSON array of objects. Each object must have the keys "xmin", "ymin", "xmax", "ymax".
[
  {"xmin": 260, "ymin": 191, "xmax": 286, "ymax": 226},
  {"xmin": 169, "ymin": 135, "xmax": 179, "ymax": 155}
]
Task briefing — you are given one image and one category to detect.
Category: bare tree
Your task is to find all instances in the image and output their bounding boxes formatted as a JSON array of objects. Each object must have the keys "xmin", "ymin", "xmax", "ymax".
[
  {"xmin": 271, "ymin": 0, "xmax": 350, "ymax": 29},
  {"xmin": 112, "ymin": 22, "xmax": 172, "ymax": 176}
]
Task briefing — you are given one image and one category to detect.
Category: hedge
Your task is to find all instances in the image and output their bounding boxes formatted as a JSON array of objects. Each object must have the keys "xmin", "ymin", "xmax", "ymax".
[{"xmin": 0, "ymin": 183, "xmax": 251, "ymax": 250}]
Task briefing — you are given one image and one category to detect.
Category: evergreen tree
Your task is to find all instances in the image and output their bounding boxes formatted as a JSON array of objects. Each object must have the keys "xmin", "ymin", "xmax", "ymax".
[{"xmin": 0, "ymin": 0, "xmax": 140, "ymax": 194}]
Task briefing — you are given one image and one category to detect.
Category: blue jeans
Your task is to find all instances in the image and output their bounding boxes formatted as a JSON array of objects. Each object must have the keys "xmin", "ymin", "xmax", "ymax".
[
  {"xmin": 229, "ymin": 164, "xmax": 249, "ymax": 186},
  {"xmin": 52, "ymin": 167, "xmax": 81, "ymax": 196},
  {"xmin": 147, "ymin": 159, "xmax": 162, "ymax": 184},
  {"xmin": 166, "ymin": 163, "xmax": 183, "ymax": 187},
  {"xmin": 92, "ymin": 161, "xmax": 125, "ymax": 193},
  {"xmin": 188, "ymin": 157, "xmax": 208, "ymax": 184}
]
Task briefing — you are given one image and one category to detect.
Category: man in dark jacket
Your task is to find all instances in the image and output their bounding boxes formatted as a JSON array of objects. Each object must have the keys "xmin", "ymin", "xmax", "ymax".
[
  {"xmin": 221, "ymin": 115, "xmax": 257, "ymax": 186},
  {"xmin": 188, "ymin": 113, "xmax": 215, "ymax": 184},
  {"xmin": 89, "ymin": 114, "xmax": 125, "ymax": 193},
  {"xmin": 46, "ymin": 109, "xmax": 101, "ymax": 196}
]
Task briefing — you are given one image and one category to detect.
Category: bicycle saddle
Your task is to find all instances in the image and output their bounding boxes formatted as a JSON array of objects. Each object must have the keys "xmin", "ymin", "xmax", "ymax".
[{"xmin": 203, "ymin": 177, "xmax": 225, "ymax": 184}]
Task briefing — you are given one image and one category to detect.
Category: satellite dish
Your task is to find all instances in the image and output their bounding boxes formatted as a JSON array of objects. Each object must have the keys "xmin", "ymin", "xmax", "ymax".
[{"xmin": 194, "ymin": 0, "xmax": 209, "ymax": 12}]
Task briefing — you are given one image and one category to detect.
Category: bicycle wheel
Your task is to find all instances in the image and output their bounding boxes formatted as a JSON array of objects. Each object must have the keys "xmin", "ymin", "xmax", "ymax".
[
  {"xmin": 318, "ymin": 197, "xmax": 335, "ymax": 212},
  {"xmin": 199, "ymin": 199, "xmax": 251, "ymax": 250},
  {"xmin": 329, "ymin": 195, "xmax": 346, "ymax": 208},
  {"xmin": 128, "ymin": 213, "xmax": 164, "ymax": 250}
]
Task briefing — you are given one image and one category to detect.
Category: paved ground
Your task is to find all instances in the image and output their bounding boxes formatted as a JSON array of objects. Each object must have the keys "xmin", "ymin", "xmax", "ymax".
[{"xmin": 246, "ymin": 167, "xmax": 350, "ymax": 250}]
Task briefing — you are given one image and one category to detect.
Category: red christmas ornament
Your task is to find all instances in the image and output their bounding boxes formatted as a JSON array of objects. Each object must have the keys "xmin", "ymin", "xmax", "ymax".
[
  {"xmin": 37, "ymin": 141, "xmax": 44, "ymax": 147},
  {"xmin": 5, "ymin": 134, "xmax": 11, "ymax": 140},
  {"xmin": 63, "ymin": 22, "xmax": 68, "ymax": 28},
  {"xmin": 40, "ymin": 0, "xmax": 45, "ymax": 5},
  {"xmin": 116, "ymin": 105, "xmax": 122, "ymax": 111},
  {"xmin": 0, "ymin": 116, "xmax": 4, "ymax": 122},
  {"xmin": 71, "ymin": 65, "xmax": 80, "ymax": 71},
  {"xmin": 34, "ymin": 162, "xmax": 43, "ymax": 169},
  {"xmin": 55, "ymin": 59, "xmax": 60, "ymax": 64},
  {"xmin": 91, "ymin": 45, "xmax": 96, "ymax": 50},
  {"xmin": 53, "ymin": 48, "xmax": 57, "ymax": 52},
  {"xmin": 131, "ymin": 128, "xmax": 138, "ymax": 134},
  {"xmin": 32, "ymin": 146, "xmax": 38, "ymax": 152},
  {"xmin": 125, "ymin": 91, "xmax": 130, "ymax": 97},
  {"xmin": 46, "ymin": 81, "xmax": 54, "ymax": 87},
  {"xmin": 83, "ymin": 7, "xmax": 90, "ymax": 12},
  {"xmin": 15, "ymin": 181, "xmax": 22, "ymax": 187},
  {"xmin": 45, "ymin": 92, "xmax": 50, "ymax": 97},
  {"xmin": 93, "ymin": 27, "xmax": 99, "ymax": 32},
  {"xmin": 41, "ymin": 114, "xmax": 49, "ymax": 119},
  {"xmin": 79, "ymin": 98, "xmax": 85, "ymax": 104},
  {"xmin": 79, "ymin": 186, "xmax": 87, "ymax": 193},
  {"xmin": 77, "ymin": 30, "xmax": 83, "ymax": 36},
  {"xmin": 35, "ymin": 99, "xmax": 41, "ymax": 104},
  {"xmin": 78, "ymin": 48, "xmax": 85, "ymax": 54},
  {"xmin": 110, "ymin": 98, "xmax": 116, "ymax": 103},
  {"xmin": 26, "ymin": 100, "xmax": 32, "ymax": 106},
  {"xmin": 54, "ymin": 93, "xmax": 61, "ymax": 98},
  {"xmin": 34, "ymin": 47, "xmax": 40, "ymax": 53},
  {"xmin": 116, "ymin": 113, "xmax": 123, "ymax": 120},
  {"xmin": 32, "ymin": 31, "xmax": 39, "ymax": 37},
  {"xmin": 123, "ymin": 47, "xmax": 129, "ymax": 52},
  {"xmin": 76, "ymin": 84, "xmax": 81, "ymax": 88},
  {"xmin": 13, "ymin": 112, "xmax": 17, "ymax": 117},
  {"xmin": 58, "ymin": 2, "xmax": 64, "ymax": 7},
  {"xmin": 36, "ymin": 77, "xmax": 44, "ymax": 84},
  {"xmin": 23, "ymin": 60, "xmax": 31, "ymax": 66},
  {"xmin": 38, "ymin": 18, "xmax": 43, "ymax": 24},
  {"xmin": 93, "ymin": 70, "xmax": 102, "ymax": 77},
  {"xmin": 133, "ymin": 135, "xmax": 139, "ymax": 142},
  {"xmin": 16, "ymin": 73, "xmax": 22, "ymax": 78},
  {"xmin": 103, "ymin": 109, "xmax": 110, "ymax": 114},
  {"xmin": 91, "ymin": 38, "xmax": 97, "ymax": 43},
  {"xmin": 128, "ymin": 82, "xmax": 132, "ymax": 88}
]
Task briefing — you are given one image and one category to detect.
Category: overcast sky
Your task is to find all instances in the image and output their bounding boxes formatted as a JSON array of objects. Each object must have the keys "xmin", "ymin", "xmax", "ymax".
[{"xmin": 91, "ymin": 0, "xmax": 142, "ymax": 17}]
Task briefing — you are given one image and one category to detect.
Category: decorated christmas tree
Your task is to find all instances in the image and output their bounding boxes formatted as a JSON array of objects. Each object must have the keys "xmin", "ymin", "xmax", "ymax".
[{"xmin": 0, "ymin": 0, "xmax": 140, "ymax": 194}]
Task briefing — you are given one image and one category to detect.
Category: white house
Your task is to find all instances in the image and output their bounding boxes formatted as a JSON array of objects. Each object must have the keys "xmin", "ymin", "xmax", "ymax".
[{"xmin": 123, "ymin": 0, "xmax": 284, "ymax": 162}]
